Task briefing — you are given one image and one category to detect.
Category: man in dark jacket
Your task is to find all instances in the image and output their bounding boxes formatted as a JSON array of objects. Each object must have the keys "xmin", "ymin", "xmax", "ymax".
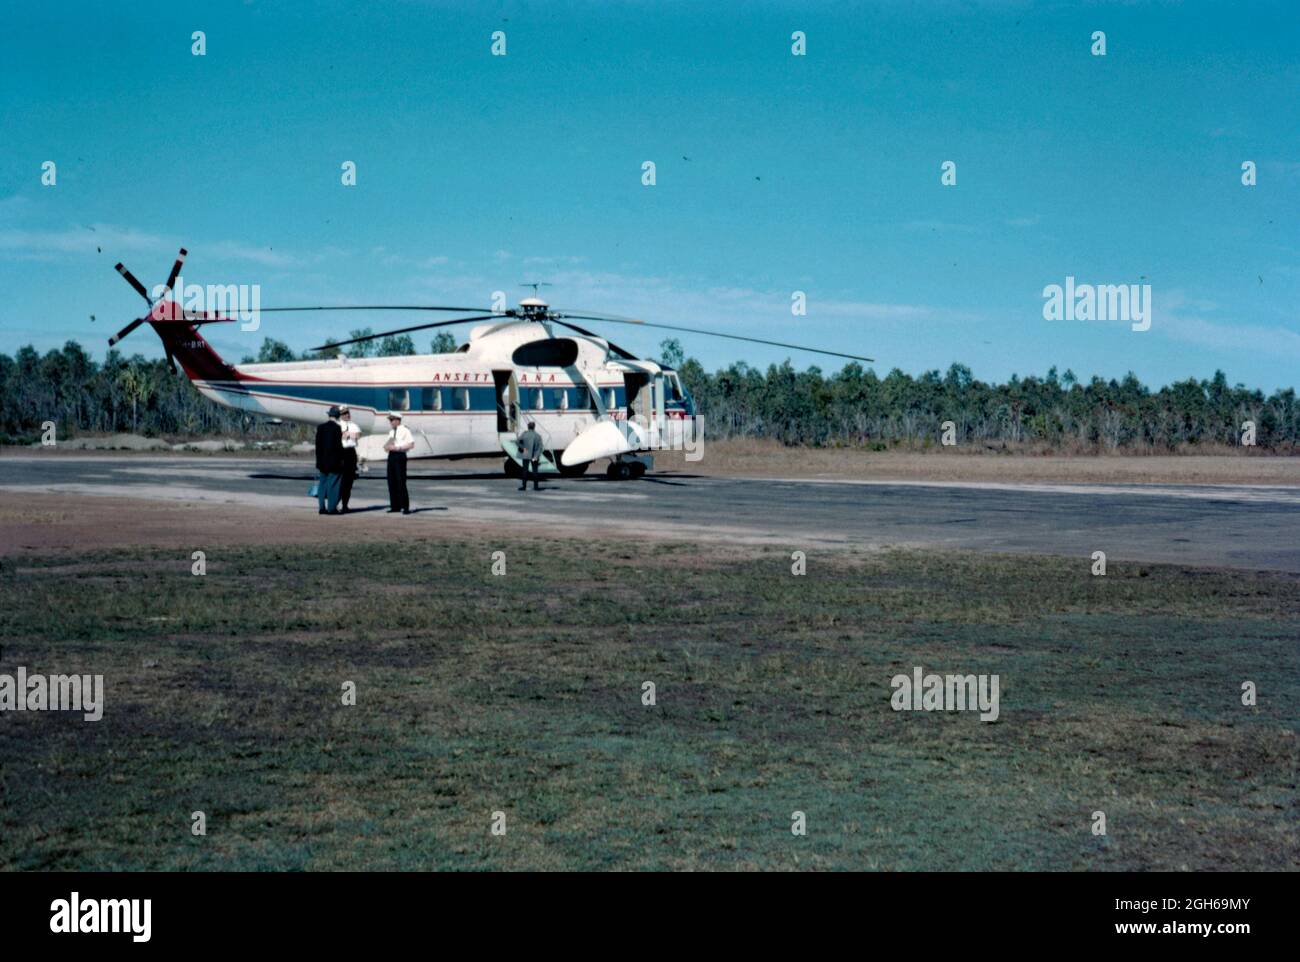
[
  {"xmin": 315, "ymin": 406, "xmax": 344, "ymax": 514},
  {"xmin": 517, "ymin": 421, "xmax": 544, "ymax": 492}
]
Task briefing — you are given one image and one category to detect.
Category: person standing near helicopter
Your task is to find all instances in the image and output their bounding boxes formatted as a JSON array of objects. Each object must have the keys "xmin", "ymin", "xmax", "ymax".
[
  {"xmin": 517, "ymin": 421, "xmax": 544, "ymax": 492},
  {"xmin": 338, "ymin": 406, "xmax": 362, "ymax": 513},
  {"xmin": 384, "ymin": 411, "xmax": 414, "ymax": 513}
]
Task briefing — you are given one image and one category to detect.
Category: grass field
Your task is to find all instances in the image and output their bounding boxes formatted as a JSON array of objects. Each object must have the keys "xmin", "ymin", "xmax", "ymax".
[{"xmin": 1, "ymin": 539, "xmax": 1297, "ymax": 871}]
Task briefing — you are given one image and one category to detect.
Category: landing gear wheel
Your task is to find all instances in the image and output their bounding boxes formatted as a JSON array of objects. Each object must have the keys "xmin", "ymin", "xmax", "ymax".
[
  {"xmin": 607, "ymin": 461, "xmax": 632, "ymax": 481},
  {"xmin": 629, "ymin": 462, "xmax": 647, "ymax": 478},
  {"xmin": 503, "ymin": 457, "xmax": 522, "ymax": 479}
]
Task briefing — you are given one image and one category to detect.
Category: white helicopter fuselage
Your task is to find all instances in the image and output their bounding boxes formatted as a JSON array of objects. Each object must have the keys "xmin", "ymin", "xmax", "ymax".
[
  {"xmin": 187, "ymin": 319, "xmax": 695, "ymax": 463},
  {"xmin": 114, "ymin": 250, "xmax": 863, "ymax": 472}
]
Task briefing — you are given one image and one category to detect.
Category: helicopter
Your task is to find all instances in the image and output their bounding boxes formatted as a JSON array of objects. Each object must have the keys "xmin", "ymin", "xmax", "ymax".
[{"xmin": 109, "ymin": 248, "xmax": 874, "ymax": 479}]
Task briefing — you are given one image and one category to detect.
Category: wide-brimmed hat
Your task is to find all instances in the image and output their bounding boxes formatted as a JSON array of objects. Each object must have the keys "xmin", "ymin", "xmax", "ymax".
[{"xmin": 327, "ymin": 405, "xmax": 341, "ymax": 417}]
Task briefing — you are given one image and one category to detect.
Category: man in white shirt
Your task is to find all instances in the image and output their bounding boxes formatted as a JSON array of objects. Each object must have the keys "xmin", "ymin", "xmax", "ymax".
[
  {"xmin": 338, "ymin": 406, "xmax": 362, "ymax": 513},
  {"xmin": 383, "ymin": 411, "xmax": 415, "ymax": 514}
]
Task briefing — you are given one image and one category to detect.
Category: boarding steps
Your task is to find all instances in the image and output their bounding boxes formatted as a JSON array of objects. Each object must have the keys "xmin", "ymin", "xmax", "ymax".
[{"xmin": 499, "ymin": 432, "xmax": 563, "ymax": 475}]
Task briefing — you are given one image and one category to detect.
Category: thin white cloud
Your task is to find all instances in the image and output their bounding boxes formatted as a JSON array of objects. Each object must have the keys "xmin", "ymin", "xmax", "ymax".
[
  {"xmin": 1158, "ymin": 290, "xmax": 1300, "ymax": 359},
  {"xmin": 0, "ymin": 223, "xmax": 164, "ymax": 254},
  {"xmin": 1164, "ymin": 313, "xmax": 1300, "ymax": 359},
  {"xmin": 0, "ymin": 223, "xmax": 352, "ymax": 269},
  {"xmin": 522, "ymin": 255, "xmax": 587, "ymax": 267},
  {"xmin": 368, "ymin": 246, "xmax": 452, "ymax": 269},
  {"xmin": 0, "ymin": 194, "xmax": 36, "ymax": 224},
  {"xmin": 397, "ymin": 266, "xmax": 975, "ymax": 332},
  {"xmin": 203, "ymin": 240, "xmax": 303, "ymax": 268},
  {"xmin": 1262, "ymin": 160, "xmax": 1300, "ymax": 178}
]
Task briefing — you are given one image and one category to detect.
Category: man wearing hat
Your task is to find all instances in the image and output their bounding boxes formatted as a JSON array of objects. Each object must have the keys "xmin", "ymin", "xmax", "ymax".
[
  {"xmin": 315, "ymin": 406, "xmax": 345, "ymax": 515},
  {"xmin": 338, "ymin": 406, "xmax": 362, "ymax": 513},
  {"xmin": 516, "ymin": 420, "xmax": 544, "ymax": 492},
  {"xmin": 383, "ymin": 411, "xmax": 415, "ymax": 514}
]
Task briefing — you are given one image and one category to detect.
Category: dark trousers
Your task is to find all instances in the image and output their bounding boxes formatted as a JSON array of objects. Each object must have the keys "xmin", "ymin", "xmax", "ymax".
[
  {"xmin": 340, "ymin": 448, "xmax": 358, "ymax": 508},
  {"xmin": 387, "ymin": 451, "xmax": 409, "ymax": 511},
  {"xmin": 520, "ymin": 459, "xmax": 541, "ymax": 490}
]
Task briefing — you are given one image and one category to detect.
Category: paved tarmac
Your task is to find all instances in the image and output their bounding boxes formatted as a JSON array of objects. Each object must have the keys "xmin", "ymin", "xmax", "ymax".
[{"xmin": 2, "ymin": 454, "xmax": 1298, "ymax": 571}]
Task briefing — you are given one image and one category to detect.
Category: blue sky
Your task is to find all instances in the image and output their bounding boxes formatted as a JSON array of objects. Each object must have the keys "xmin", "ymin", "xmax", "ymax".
[{"xmin": 2, "ymin": 0, "xmax": 1297, "ymax": 390}]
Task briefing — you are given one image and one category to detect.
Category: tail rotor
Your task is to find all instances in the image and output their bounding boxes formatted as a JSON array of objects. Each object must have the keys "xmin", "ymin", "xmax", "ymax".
[{"xmin": 109, "ymin": 247, "xmax": 230, "ymax": 374}]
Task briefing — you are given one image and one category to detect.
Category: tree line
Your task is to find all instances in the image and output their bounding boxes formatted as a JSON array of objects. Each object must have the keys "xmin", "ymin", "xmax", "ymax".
[
  {"xmin": 662, "ymin": 341, "xmax": 1297, "ymax": 452},
  {"xmin": 0, "ymin": 333, "xmax": 1294, "ymax": 452}
]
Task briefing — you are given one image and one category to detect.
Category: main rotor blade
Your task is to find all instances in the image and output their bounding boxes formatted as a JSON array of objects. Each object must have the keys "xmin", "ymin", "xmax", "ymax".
[
  {"xmin": 310, "ymin": 315, "xmax": 500, "ymax": 352},
  {"xmin": 554, "ymin": 309, "xmax": 642, "ymax": 323},
  {"xmin": 261, "ymin": 305, "xmax": 493, "ymax": 314},
  {"xmin": 114, "ymin": 263, "xmax": 152, "ymax": 304},
  {"xmin": 549, "ymin": 319, "xmax": 638, "ymax": 360},
  {"xmin": 557, "ymin": 314, "xmax": 875, "ymax": 363},
  {"xmin": 163, "ymin": 247, "xmax": 188, "ymax": 295}
]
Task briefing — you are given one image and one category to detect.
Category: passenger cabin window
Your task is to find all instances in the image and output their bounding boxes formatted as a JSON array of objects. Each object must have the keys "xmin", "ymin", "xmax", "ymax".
[
  {"xmin": 532, "ymin": 388, "xmax": 545, "ymax": 411},
  {"xmin": 552, "ymin": 388, "xmax": 568, "ymax": 411},
  {"xmin": 389, "ymin": 388, "xmax": 410, "ymax": 411},
  {"xmin": 606, "ymin": 389, "xmax": 617, "ymax": 409},
  {"xmin": 455, "ymin": 387, "xmax": 471, "ymax": 411},
  {"xmin": 421, "ymin": 387, "xmax": 442, "ymax": 411}
]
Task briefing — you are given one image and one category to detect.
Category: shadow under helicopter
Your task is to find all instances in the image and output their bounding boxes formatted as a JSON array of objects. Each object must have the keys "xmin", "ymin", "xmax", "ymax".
[{"xmin": 247, "ymin": 471, "xmax": 703, "ymax": 486}]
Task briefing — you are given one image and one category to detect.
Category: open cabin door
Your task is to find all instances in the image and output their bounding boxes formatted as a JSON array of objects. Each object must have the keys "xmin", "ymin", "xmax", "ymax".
[
  {"xmin": 494, "ymin": 369, "xmax": 519, "ymax": 435},
  {"xmin": 648, "ymin": 372, "xmax": 666, "ymax": 448},
  {"xmin": 495, "ymin": 368, "xmax": 562, "ymax": 474},
  {"xmin": 621, "ymin": 370, "xmax": 666, "ymax": 448},
  {"xmin": 623, "ymin": 371, "xmax": 647, "ymax": 420}
]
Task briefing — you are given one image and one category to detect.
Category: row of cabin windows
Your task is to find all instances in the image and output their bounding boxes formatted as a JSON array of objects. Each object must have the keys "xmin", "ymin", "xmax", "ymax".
[
  {"xmin": 520, "ymin": 387, "xmax": 605, "ymax": 411},
  {"xmin": 384, "ymin": 386, "xmax": 629, "ymax": 413},
  {"xmin": 518, "ymin": 387, "xmax": 635, "ymax": 411},
  {"xmin": 384, "ymin": 387, "xmax": 497, "ymax": 412},
  {"xmin": 386, "ymin": 387, "xmax": 477, "ymax": 412}
]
